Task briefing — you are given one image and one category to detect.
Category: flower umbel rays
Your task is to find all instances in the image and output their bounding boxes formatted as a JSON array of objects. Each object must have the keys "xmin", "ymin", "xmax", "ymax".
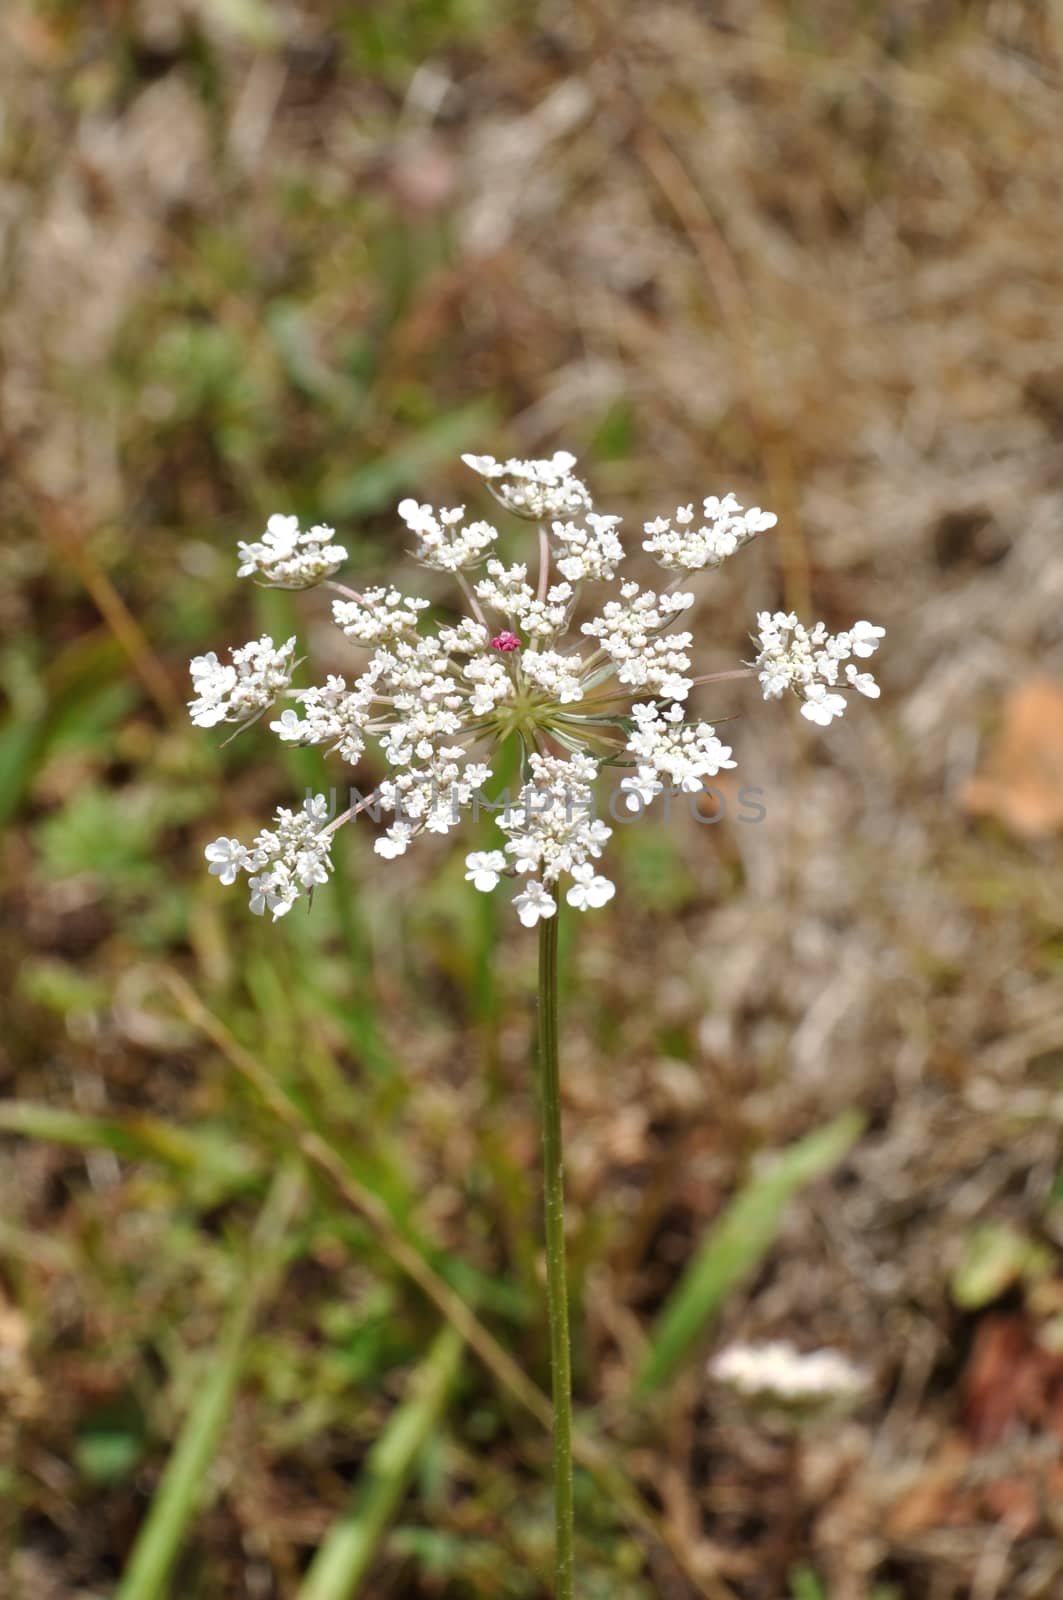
[{"xmin": 190, "ymin": 450, "xmax": 884, "ymax": 921}]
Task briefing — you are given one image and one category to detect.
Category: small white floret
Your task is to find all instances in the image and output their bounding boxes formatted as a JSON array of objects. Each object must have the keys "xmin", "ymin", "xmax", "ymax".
[
  {"xmin": 800, "ymin": 686, "xmax": 847, "ymax": 725},
  {"xmin": 204, "ymin": 837, "xmax": 247, "ymax": 886},
  {"xmin": 514, "ymin": 880, "xmax": 557, "ymax": 927},
  {"xmin": 565, "ymin": 864, "xmax": 615, "ymax": 911},
  {"xmin": 465, "ymin": 851, "xmax": 506, "ymax": 892},
  {"xmin": 850, "ymin": 620, "xmax": 886, "ymax": 658},
  {"xmin": 375, "ymin": 823, "xmax": 413, "ymax": 859}
]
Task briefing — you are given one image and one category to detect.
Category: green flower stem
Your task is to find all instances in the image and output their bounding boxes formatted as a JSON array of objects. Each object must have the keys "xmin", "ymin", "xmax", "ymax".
[{"xmin": 538, "ymin": 889, "xmax": 574, "ymax": 1598}]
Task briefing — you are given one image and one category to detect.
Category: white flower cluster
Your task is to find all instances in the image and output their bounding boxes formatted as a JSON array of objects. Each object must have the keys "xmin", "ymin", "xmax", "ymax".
[
  {"xmin": 332, "ymin": 588, "xmax": 430, "ymax": 645},
  {"xmin": 189, "ymin": 635, "xmax": 297, "ymax": 729},
  {"xmin": 550, "ymin": 512, "xmax": 624, "ymax": 582},
  {"xmin": 398, "ymin": 499, "xmax": 498, "ymax": 571},
  {"xmin": 522, "ymin": 649, "xmax": 584, "ymax": 705},
  {"xmin": 754, "ymin": 612, "xmax": 884, "ymax": 726},
  {"xmin": 462, "ymin": 451, "xmax": 591, "ymax": 520},
  {"xmin": 270, "ymin": 674, "xmax": 377, "ymax": 764},
  {"xmin": 494, "ymin": 752, "xmax": 614, "ymax": 925},
  {"xmin": 581, "ymin": 584, "xmax": 696, "ymax": 702},
  {"xmin": 643, "ymin": 494, "xmax": 777, "ymax": 572},
  {"xmin": 374, "ymin": 748, "xmax": 492, "ymax": 859},
  {"xmin": 709, "ymin": 1340, "xmax": 868, "ymax": 1406},
  {"xmin": 474, "ymin": 561, "xmax": 575, "ymax": 641},
  {"xmin": 237, "ymin": 514, "xmax": 347, "ymax": 589},
  {"xmin": 190, "ymin": 450, "xmax": 883, "ymax": 923},
  {"xmin": 620, "ymin": 702, "xmax": 735, "ymax": 811},
  {"xmin": 205, "ymin": 795, "xmax": 334, "ymax": 920},
  {"xmin": 465, "ymin": 654, "xmax": 513, "ymax": 716}
]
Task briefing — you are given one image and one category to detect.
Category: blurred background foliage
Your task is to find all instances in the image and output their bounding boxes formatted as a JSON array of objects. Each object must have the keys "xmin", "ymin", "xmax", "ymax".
[{"xmin": 3, "ymin": 1, "xmax": 1063, "ymax": 1596}]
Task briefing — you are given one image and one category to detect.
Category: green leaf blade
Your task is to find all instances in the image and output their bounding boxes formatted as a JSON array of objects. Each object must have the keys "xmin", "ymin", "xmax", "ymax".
[{"xmin": 637, "ymin": 1110, "xmax": 865, "ymax": 1396}]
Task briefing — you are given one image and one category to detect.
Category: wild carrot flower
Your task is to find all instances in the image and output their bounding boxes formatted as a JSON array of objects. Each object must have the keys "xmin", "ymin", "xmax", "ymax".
[
  {"xmin": 187, "ymin": 452, "xmax": 883, "ymax": 1599},
  {"xmin": 190, "ymin": 452, "xmax": 883, "ymax": 920}
]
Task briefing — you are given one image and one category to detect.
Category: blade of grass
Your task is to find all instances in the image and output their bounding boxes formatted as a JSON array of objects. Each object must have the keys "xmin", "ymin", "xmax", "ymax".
[
  {"xmin": 319, "ymin": 404, "xmax": 494, "ymax": 519},
  {"xmin": 0, "ymin": 630, "xmax": 133, "ymax": 828},
  {"xmin": 115, "ymin": 1162, "xmax": 303, "ymax": 1600},
  {"xmin": 0, "ymin": 712, "xmax": 46, "ymax": 832},
  {"xmin": 0, "ymin": 1102, "xmax": 260, "ymax": 1187},
  {"xmin": 637, "ymin": 1111, "xmax": 865, "ymax": 1396},
  {"xmin": 297, "ymin": 1325, "xmax": 463, "ymax": 1600},
  {"xmin": 789, "ymin": 1567, "xmax": 829, "ymax": 1600},
  {"xmin": 26, "ymin": 482, "xmax": 184, "ymax": 722}
]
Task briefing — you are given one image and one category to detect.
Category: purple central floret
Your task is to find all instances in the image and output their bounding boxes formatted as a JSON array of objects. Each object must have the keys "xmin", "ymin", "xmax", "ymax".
[{"xmin": 490, "ymin": 631, "xmax": 521, "ymax": 652}]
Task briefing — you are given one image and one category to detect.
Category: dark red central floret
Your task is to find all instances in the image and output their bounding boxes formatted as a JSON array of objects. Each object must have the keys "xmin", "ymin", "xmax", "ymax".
[{"xmin": 490, "ymin": 631, "xmax": 521, "ymax": 652}]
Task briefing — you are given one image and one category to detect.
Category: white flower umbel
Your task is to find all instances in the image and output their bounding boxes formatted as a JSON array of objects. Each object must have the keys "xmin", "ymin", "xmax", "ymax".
[
  {"xmin": 753, "ymin": 612, "xmax": 884, "ymax": 725},
  {"xmin": 493, "ymin": 751, "xmax": 613, "ymax": 918},
  {"xmin": 550, "ymin": 513, "xmax": 624, "ymax": 582},
  {"xmin": 581, "ymin": 584, "xmax": 696, "ymax": 702},
  {"xmin": 461, "ymin": 451, "xmax": 592, "ymax": 520},
  {"xmin": 237, "ymin": 514, "xmax": 347, "ymax": 589},
  {"xmin": 398, "ymin": 499, "xmax": 498, "ymax": 571},
  {"xmin": 643, "ymin": 494, "xmax": 777, "ymax": 572},
  {"xmin": 621, "ymin": 701, "xmax": 735, "ymax": 810},
  {"xmin": 188, "ymin": 635, "xmax": 297, "ymax": 729},
  {"xmin": 191, "ymin": 452, "xmax": 883, "ymax": 923},
  {"xmin": 269, "ymin": 674, "xmax": 376, "ymax": 764},
  {"xmin": 204, "ymin": 794, "xmax": 334, "ymax": 921},
  {"xmin": 332, "ymin": 587, "xmax": 430, "ymax": 645},
  {"xmin": 709, "ymin": 1340, "xmax": 868, "ymax": 1408}
]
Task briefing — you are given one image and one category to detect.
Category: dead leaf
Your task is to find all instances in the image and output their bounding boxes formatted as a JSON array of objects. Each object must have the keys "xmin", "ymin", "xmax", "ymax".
[
  {"xmin": 964, "ymin": 1314, "xmax": 1063, "ymax": 1448},
  {"xmin": 886, "ymin": 1437, "xmax": 970, "ymax": 1538},
  {"xmin": 885, "ymin": 1429, "xmax": 1063, "ymax": 1541},
  {"xmin": 979, "ymin": 1475, "xmax": 1041, "ymax": 1536},
  {"xmin": 963, "ymin": 677, "xmax": 1063, "ymax": 837}
]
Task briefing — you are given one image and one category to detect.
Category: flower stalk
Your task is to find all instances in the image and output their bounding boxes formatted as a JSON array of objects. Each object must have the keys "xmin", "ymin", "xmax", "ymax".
[{"xmin": 537, "ymin": 886, "xmax": 574, "ymax": 1598}]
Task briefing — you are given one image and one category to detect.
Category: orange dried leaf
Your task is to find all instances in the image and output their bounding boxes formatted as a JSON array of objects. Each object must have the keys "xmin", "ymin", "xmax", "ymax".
[
  {"xmin": 963, "ymin": 677, "xmax": 1063, "ymax": 837},
  {"xmin": 885, "ymin": 1438, "xmax": 969, "ymax": 1538}
]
